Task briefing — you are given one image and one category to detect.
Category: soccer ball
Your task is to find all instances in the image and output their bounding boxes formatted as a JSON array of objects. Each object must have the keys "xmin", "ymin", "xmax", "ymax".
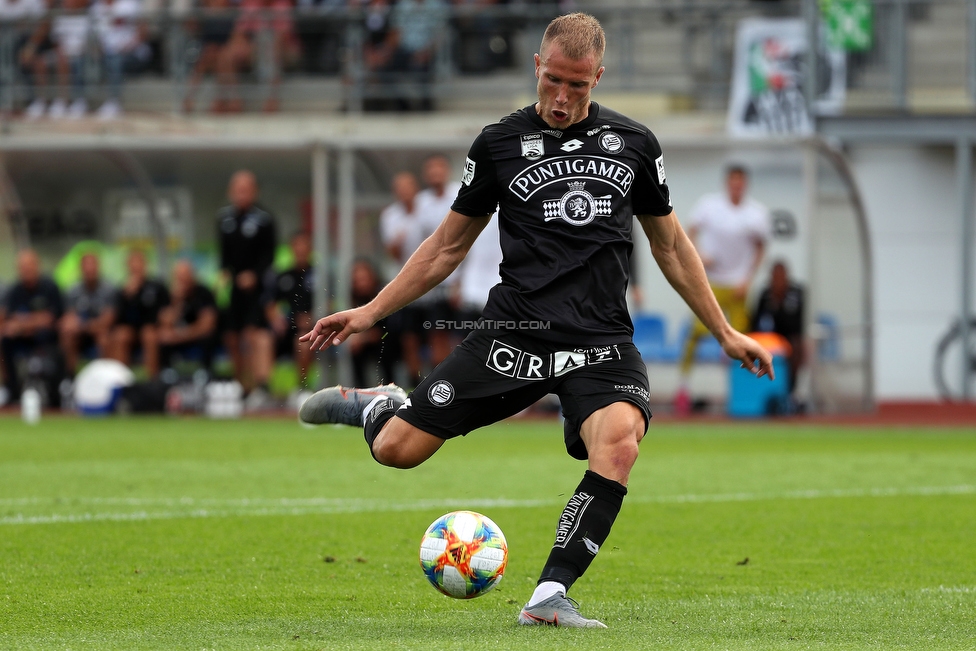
[{"xmin": 419, "ymin": 510, "xmax": 508, "ymax": 599}]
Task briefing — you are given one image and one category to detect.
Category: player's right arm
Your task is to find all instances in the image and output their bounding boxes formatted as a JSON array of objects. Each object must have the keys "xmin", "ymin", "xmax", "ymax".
[{"xmin": 301, "ymin": 211, "xmax": 491, "ymax": 351}]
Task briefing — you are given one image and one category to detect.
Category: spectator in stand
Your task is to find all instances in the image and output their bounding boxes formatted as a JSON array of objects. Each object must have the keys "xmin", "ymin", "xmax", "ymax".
[
  {"xmin": 0, "ymin": 249, "xmax": 63, "ymax": 404},
  {"xmin": 2, "ymin": 0, "xmax": 46, "ymax": 118},
  {"xmin": 107, "ymin": 249, "xmax": 169, "ymax": 378},
  {"xmin": 90, "ymin": 0, "xmax": 151, "ymax": 119},
  {"xmin": 183, "ymin": 0, "xmax": 235, "ymax": 113},
  {"xmin": 264, "ymin": 231, "xmax": 314, "ymax": 391},
  {"xmin": 387, "ymin": 0, "xmax": 447, "ymax": 111},
  {"xmin": 46, "ymin": 0, "xmax": 90, "ymax": 118},
  {"xmin": 453, "ymin": 0, "xmax": 501, "ymax": 74},
  {"xmin": 416, "ymin": 153, "xmax": 461, "ymax": 363},
  {"xmin": 16, "ymin": 0, "xmax": 53, "ymax": 119},
  {"xmin": 379, "ymin": 170, "xmax": 426, "ymax": 384},
  {"xmin": 231, "ymin": 0, "xmax": 301, "ymax": 112},
  {"xmin": 351, "ymin": 0, "xmax": 395, "ymax": 111},
  {"xmin": 346, "ymin": 257, "xmax": 396, "ymax": 387},
  {"xmin": 58, "ymin": 251, "xmax": 115, "ymax": 378},
  {"xmin": 674, "ymin": 164, "xmax": 769, "ymax": 414},
  {"xmin": 157, "ymin": 259, "xmax": 219, "ymax": 375},
  {"xmin": 184, "ymin": 0, "xmax": 300, "ymax": 113},
  {"xmin": 751, "ymin": 260, "xmax": 805, "ymax": 395},
  {"xmin": 217, "ymin": 169, "xmax": 277, "ymax": 403}
]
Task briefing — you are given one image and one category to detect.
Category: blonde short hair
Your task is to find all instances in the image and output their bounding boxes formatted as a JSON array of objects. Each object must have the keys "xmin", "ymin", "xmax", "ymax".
[{"xmin": 540, "ymin": 13, "xmax": 606, "ymax": 67}]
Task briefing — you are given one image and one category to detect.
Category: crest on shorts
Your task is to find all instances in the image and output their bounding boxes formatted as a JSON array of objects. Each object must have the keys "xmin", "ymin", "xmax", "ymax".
[
  {"xmin": 520, "ymin": 133, "xmax": 545, "ymax": 161},
  {"xmin": 542, "ymin": 181, "xmax": 612, "ymax": 227},
  {"xmin": 427, "ymin": 380, "xmax": 455, "ymax": 406}
]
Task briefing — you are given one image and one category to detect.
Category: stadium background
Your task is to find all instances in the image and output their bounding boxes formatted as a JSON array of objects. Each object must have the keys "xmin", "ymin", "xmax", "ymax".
[{"xmin": 0, "ymin": 0, "xmax": 974, "ymax": 408}]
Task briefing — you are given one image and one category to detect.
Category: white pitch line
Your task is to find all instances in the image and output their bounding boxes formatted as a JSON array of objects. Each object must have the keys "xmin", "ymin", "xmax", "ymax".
[{"xmin": 1, "ymin": 485, "xmax": 974, "ymax": 526}]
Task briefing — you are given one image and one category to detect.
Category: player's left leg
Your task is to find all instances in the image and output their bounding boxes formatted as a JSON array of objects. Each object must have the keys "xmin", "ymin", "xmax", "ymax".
[
  {"xmin": 519, "ymin": 403, "xmax": 643, "ymax": 628},
  {"xmin": 520, "ymin": 344, "xmax": 650, "ymax": 628}
]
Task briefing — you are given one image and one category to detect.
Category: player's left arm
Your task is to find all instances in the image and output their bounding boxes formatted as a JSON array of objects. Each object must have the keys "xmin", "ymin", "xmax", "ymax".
[{"xmin": 638, "ymin": 211, "xmax": 774, "ymax": 379}]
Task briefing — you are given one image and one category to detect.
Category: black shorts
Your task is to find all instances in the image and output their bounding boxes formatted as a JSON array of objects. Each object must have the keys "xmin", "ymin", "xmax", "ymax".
[
  {"xmin": 227, "ymin": 286, "xmax": 268, "ymax": 331},
  {"xmin": 387, "ymin": 304, "xmax": 426, "ymax": 336},
  {"xmin": 396, "ymin": 330, "xmax": 652, "ymax": 460}
]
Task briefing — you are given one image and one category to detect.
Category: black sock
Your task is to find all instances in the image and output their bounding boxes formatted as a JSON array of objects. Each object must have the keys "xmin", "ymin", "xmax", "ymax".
[
  {"xmin": 363, "ymin": 396, "xmax": 402, "ymax": 460},
  {"xmin": 538, "ymin": 470, "xmax": 627, "ymax": 591}
]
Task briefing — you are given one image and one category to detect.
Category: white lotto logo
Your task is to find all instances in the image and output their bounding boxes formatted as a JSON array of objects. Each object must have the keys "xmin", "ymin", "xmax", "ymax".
[
  {"xmin": 461, "ymin": 157, "xmax": 476, "ymax": 186},
  {"xmin": 560, "ymin": 139, "xmax": 584, "ymax": 152},
  {"xmin": 428, "ymin": 380, "xmax": 455, "ymax": 406},
  {"xmin": 598, "ymin": 131, "xmax": 625, "ymax": 154}
]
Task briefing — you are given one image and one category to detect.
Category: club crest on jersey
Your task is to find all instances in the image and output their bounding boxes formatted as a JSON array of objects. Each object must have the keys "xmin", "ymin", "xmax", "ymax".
[
  {"xmin": 598, "ymin": 131, "xmax": 625, "ymax": 154},
  {"xmin": 520, "ymin": 133, "xmax": 544, "ymax": 160},
  {"xmin": 543, "ymin": 181, "xmax": 612, "ymax": 227}
]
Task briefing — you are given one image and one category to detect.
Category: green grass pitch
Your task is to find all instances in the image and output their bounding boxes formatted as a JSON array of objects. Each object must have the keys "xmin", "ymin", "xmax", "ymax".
[{"xmin": 1, "ymin": 416, "xmax": 975, "ymax": 650}]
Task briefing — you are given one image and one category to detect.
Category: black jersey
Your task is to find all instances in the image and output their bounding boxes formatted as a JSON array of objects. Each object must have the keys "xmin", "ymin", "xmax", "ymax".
[
  {"xmin": 267, "ymin": 267, "xmax": 313, "ymax": 317},
  {"xmin": 451, "ymin": 103, "xmax": 672, "ymax": 345},
  {"xmin": 115, "ymin": 279, "xmax": 170, "ymax": 328},
  {"xmin": 752, "ymin": 284, "xmax": 805, "ymax": 339},
  {"xmin": 217, "ymin": 204, "xmax": 277, "ymax": 277},
  {"xmin": 4, "ymin": 277, "xmax": 63, "ymax": 320},
  {"xmin": 175, "ymin": 284, "xmax": 217, "ymax": 328}
]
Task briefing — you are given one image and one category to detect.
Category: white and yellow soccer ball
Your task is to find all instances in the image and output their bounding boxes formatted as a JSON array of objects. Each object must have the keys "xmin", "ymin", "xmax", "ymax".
[{"xmin": 419, "ymin": 510, "xmax": 508, "ymax": 599}]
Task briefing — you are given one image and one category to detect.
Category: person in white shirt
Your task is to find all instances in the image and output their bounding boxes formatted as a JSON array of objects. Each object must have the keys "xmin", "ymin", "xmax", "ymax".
[
  {"xmin": 675, "ymin": 164, "xmax": 770, "ymax": 414},
  {"xmin": 90, "ymin": 0, "xmax": 150, "ymax": 119},
  {"xmin": 379, "ymin": 171, "xmax": 427, "ymax": 384},
  {"xmin": 414, "ymin": 153, "xmax": 462, "ymax": 366},
  {"xmin": 456, "ymin": 211, "xmax": 501, "ymax": 320}
]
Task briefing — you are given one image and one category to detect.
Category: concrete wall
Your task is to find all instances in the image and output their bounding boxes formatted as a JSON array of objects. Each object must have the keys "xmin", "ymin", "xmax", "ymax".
[
  {"xmin": 846, "ymin": 144, "xmax": 974, "ymax": 400},
  {"xmin": 633, "ymin": 138, "xmax": 975, "ymax": 401}
]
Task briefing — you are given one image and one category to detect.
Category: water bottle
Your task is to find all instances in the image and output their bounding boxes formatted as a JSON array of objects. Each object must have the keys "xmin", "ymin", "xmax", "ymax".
[{"xmin": 21, "ymin": 387, "xmax": 41, "ymax": 425}]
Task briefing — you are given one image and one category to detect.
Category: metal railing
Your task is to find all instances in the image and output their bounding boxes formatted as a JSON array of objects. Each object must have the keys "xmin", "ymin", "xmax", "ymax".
[{"xmin": 0, "ymin": 1, "xmax": 973, "ymax": 117}]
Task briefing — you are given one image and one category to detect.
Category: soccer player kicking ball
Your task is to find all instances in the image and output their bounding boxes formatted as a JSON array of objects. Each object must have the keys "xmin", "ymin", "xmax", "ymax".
[{"xmin": 300, "ymin": 13, "xmax": 773, "ymax": 628}]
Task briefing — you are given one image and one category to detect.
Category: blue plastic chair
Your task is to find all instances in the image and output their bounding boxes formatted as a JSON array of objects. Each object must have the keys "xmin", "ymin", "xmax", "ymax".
[{"xmin": 815, "ymin": 313, "xmax": 841, "ymax": 361}]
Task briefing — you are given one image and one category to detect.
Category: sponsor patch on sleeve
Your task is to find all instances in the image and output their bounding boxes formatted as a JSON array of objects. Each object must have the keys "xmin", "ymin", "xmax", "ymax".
[
  {"xmin": 655, "ymin": 154, "xmax": 667, "ymax": 185},
  {"xmin": 462, "ymin": 157, "xmax": 476, "ymax": 186}
]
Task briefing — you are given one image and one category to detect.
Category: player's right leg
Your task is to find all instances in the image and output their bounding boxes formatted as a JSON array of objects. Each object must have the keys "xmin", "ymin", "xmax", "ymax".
[
  {"xmin": 299, "ymin": 383, "xmax": 444, "ymax": 468},
  {"xmin": 301, "ymin": 330, "xmax": 548, "ymax": 468}
]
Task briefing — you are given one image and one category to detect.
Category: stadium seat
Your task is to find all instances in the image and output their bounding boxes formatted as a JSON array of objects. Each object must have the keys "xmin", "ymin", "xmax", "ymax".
[
  {"xmin": 672, "ymin": 319, "xmax": 726, "ymax": 363},
  {"xmin": 814, "ymin": 313, "xmax": 841, "ymax": 361},
  {"xmin": 632, "ymin": 313, "xmax": 675, "ymax": 362}
]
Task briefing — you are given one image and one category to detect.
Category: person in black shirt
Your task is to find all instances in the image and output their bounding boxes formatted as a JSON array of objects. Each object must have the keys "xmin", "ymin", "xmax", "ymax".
[
  {"xmin": 108, "ymin": 249, "xmax": 169, "ymax": 378},
  {"xmin": 345, "ymin": 257, "xmax": 397, "ymax": 388},
  {"xmin": 1, "ymin": 249, "xmax": 63, "ymax": 403},
  {"xmin": 59, "ymin": 252, "xmax": 117, "ymax": 378},
  {"xmin": 265, "ymin": 231, "xmax": 314, "ymax": 390},
  {"xmin": 218, "ymin": 169, "xmax": 277, "ymax": 395},
  {"xmin": 158, "ymin": 259, "xmax": 219, "ymax": 375},
  {"xmin": 751, "ymin": 260, "xmax": 805, "ymax": 394},
  {"xmin": 299, "ymin": 13, "xmax": 773, "ymax": 627}
]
